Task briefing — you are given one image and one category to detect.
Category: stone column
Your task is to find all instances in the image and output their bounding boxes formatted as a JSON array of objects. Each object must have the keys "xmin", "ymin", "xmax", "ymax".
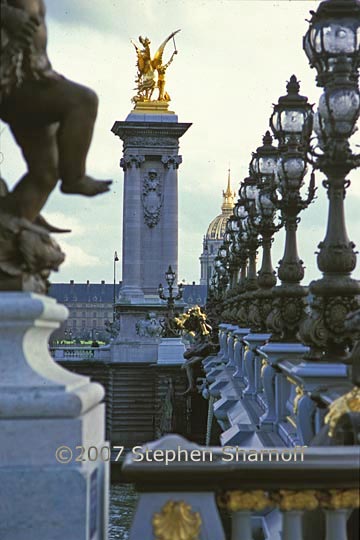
[
  {"xmin": 120, "ymin": 154, "xmax": 144, "ymax": 300},
  {"xmin": 112, "ymin": 117, "xmax": 191, "ymax": 299},
  {"xmin": 161, "ymin": 155, "xmax": 182, "ymax": 281}
]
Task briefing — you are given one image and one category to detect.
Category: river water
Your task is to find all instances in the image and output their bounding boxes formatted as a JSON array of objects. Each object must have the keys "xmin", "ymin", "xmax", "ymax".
[{"xmin": 109, "ymin": 484, "xmax": 138, "ymax": 539}]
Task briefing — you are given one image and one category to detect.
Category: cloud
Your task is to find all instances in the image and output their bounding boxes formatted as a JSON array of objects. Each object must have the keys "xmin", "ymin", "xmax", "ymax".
[{"xmin": 56, "ymin": 240, "xmax": 102, "ymax": 268}]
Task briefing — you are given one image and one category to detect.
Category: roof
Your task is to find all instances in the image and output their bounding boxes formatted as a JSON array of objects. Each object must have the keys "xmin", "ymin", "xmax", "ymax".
[
  {"xmin": 48, "ymin": 282, "xmax": 207, "ymax": 306},
  {"xmin": 49, "ymin": 282, "xmax": 122, "ymax": 303},
  {"xmin": 206, "ymin": 169, "xmax": 235, "ymax": 240}
]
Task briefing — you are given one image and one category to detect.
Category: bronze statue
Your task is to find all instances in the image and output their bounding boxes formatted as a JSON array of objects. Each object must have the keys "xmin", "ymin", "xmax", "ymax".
[
  {"xmin": 131, "ymin": 30, "xmax": 179, "ymax": 103},
  {"xmin": 0, "ymin": 0, "xmax": 112, "ymax": 292},
  {"xmin": 175, "ymin": 306, "xmax": 219, "ymax": 395}
]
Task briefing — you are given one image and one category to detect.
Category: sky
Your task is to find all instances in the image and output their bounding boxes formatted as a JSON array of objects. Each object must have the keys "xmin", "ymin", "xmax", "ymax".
[{"xmin": 1, "ymin": 0, "xmax": 359, "ymax": 285}]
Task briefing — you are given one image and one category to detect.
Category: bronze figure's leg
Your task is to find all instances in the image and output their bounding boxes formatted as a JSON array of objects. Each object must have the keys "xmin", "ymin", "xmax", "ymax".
[
  {"xmin": 4, "ymin": 122, "xmax": 59, "ymax": 221},
  {"xmin": 1, "ymin": 77, "xmax": 111, "ymax": 221}
]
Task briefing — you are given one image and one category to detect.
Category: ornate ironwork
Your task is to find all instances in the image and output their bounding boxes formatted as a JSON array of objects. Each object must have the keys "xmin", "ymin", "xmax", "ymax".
[
  {"xmin": 266, "ymin": 77, "xmax": 315, "ymax": 342},
  {"xmin": 299, "ymin": 0, "xmax": 360, "ymax": 360}
]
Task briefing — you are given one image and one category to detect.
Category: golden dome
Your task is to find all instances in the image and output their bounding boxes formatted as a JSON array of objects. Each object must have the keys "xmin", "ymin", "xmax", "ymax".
[{"xmin": 206, "ymin": 170, "xmax": 236, "ymax": 240}]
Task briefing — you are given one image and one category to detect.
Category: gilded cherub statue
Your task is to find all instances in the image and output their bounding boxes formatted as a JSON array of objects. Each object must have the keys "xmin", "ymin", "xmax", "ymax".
[
  {"xmin": 0, "ymin": 0, "xmax": 112, "ymax": 292},
  {"xmin": 131, "ymin": 30, "xmax": 180, "ymax": 103}
]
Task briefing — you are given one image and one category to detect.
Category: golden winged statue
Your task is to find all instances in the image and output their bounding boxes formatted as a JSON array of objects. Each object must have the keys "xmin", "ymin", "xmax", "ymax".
[{"xmin": 131, "ymin": 29, "xmax": 180, "ymax": 104}]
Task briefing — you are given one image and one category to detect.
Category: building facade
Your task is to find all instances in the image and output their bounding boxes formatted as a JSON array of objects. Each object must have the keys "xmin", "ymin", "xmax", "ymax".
[
  {"xmin": 199, "ymin": 170, "xmax": 236, "ymax": 286},
  {"xmin": 49, "ymin": 281, "xmax": 206, "ymax": 343},
  {"xmin": 49, "ymin": 280, "xmax": 122, "ymax": 342}
]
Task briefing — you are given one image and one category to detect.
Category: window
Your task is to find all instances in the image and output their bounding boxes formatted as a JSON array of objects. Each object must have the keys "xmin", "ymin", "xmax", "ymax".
[
  {"xmin": 93, "ymin": 311, "xmax": 97, "ymax": 318},
  {"xmin": 93, "ymin": 320, "xmax": 97, "ymax": 328},
  {"xmin": 82, "ymin": 320, "xmax": 86, "ymax": 327},
  {"xmin": 82, "ymin": 311, "xmax": 86, "ymax": 317},
  {"xmin": 73, "ymin": 320, "xmax": 77, "ymax": 327}
]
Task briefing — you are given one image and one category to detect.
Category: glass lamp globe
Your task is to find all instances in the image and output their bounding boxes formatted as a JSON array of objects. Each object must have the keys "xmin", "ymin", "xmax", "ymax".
[
  {"xmin": 250, "ymin": 132, "xmax": 278, "ymax": 183},
  {"xmin": 270, "ymin": 75, "xmax": 313, "ymax": 147},
  {"xmin": 317, "ymin": 85, "xmax": 360, "ymax": 138},
  {"xmin": 303, "ymin": 0, "xmax": 360, "ymax": 86},
  {"xmin": 277, "ymin": 155, "xmax": 307, "ymax": 189}
]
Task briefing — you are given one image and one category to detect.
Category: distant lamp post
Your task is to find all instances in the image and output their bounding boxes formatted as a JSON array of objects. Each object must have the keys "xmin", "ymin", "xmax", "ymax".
[
  {"xmin": 158, "ymin": 265, "xmax": 184, "ymax": 336},
  {"xmin": 300, "ymin": 0, "xmax": 360, "ymax": 360},
  {"xmin": 113, "ymin": 250, "xmax": 119, "ymax": 322},
  {"xmin": 247, "ymin": 132, "xmax": 281, "ymax": 331},
  {"xmin": 203, "ymin": 237, "xmax": 210, "ymax": 301}
]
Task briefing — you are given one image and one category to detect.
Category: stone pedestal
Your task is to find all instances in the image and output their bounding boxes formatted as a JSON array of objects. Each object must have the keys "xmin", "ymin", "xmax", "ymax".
[
  {"xmin": 0, "ymin": 293, "xmax": 108, "ymax": 540},
  {"xmin": 157, "ymin": 338, "xmax": 186, "ymax": 365}
]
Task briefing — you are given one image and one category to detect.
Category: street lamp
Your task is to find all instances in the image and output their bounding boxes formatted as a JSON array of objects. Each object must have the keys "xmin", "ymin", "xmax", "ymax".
[
  {"xmin": 158, "ymin": 266, "xmax": 184, "ymax": 337},
  {"xmin": 263, "ymin": 77, "xmax": 316, "ymax": 342},
  {"xmin": 300, "ymin": 0, "xmax": 360, "ymax": 360},
  {"xmin": 244, "ymin": 133, "xmax": 281, "ymax": 331},
  {"xmin": 203, "ymin": 237, "xmax": 210, "ymax": 301},
  {"xmin": 113, "ymin": 250, "xmax": 119, "ymax": 322}
]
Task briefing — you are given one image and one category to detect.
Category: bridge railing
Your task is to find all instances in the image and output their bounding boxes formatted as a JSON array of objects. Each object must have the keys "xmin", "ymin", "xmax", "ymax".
[
  {"xmin": 203, "ymin": 324, "xmax": 351, "ymax": 448},
  {"xmin": 50, "ymin": 345, "xmax": 110, "ymax": 361},
  {"xmin": 121, "ymin": 434, "xmax": 360, "ymax": 540}
]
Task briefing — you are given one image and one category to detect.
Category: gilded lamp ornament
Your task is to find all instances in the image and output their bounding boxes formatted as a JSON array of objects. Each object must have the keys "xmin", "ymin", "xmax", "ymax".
[{"xmin": 131, "ymin": 30, "xmax": 180, "ymax": 104}]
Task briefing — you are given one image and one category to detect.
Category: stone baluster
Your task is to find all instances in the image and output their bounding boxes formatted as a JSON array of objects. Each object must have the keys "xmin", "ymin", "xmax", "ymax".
[
  {"xmin": 243, "ymin": 346, "xmax": 256, "ymax": 396},
  {"xmin": 321, "ymin": 489, "xmax": 359, "ymax": 540},
  {"xmin": 259, "ymin": 363, "xmax": 277, "ymax": 426},
  {"xmin": 275, "ymin": 490, "xmax": 318, "ymax": 540},
  {"xmin": 231, "ymin": 511, "xmax": 253, "ymax": 540},
  {"xmin": 233, "ymin": 328, "xmax": 250, "ymax": 380},
  {"xmin": 224, "ymin": 491, "xmax": 271, "ymax": 540},
  {"xmin": 295, "ymin": 392, "xmax": 317, "ymax": 445},
  {"xmin": 226, "ymin": 328, "xmax": 238, "ymax": 369}
]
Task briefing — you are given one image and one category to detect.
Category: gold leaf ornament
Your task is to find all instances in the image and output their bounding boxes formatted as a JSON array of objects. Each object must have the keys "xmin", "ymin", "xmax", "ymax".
[
  {"xmin": 324, "ymin": 387, "xmax": 360, "ymax": 437},
  {"xmin": 224, "ymin": 490, "xmax": 271, "ymax": 512},
  {"xmin": 153, "ymin": 500, "xmax": 202, "ymax": 540}
]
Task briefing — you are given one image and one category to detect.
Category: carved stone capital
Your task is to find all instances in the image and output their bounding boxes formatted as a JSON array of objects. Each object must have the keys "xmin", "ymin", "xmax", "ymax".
[
  {"xmin": 272, "ymin": 490, "xmax": 319, "ymax": 511},
  {"xmin": 221, "ymin": 490, "xmax": 271, "ymax": 512},
  {"xmin": 161, "ymin": 155, "xmax": 183, "ymax": 169},
  {"xmin": 318, "ymin": 490, "xmax": 360, "ymax": 510},
  {"xmin": 120, "ymin": 154, "xmax": 145, "ymax": 170}
]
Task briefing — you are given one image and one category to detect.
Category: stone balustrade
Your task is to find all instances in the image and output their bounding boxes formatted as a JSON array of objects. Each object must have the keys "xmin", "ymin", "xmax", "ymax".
[
  {"xmin": 202, "ymin": 325, "xmax": 350, "ymax": 448},
  {"xmin": 121, "ymin": 434, "xmax": 360, "ymax": 540},
  {"xmin": 50, "ymin": 345, "xmax": 111, "ymax": 361}
]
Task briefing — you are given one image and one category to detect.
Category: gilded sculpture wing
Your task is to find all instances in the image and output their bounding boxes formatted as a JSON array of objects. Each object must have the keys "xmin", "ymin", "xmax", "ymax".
[
  {"xmin": 131, "ymin": 40, "xmax": 145, "ymax": 73},
  {"xmin": 152, "ymin": 29, "xmax": 180, "ymax": 69}
]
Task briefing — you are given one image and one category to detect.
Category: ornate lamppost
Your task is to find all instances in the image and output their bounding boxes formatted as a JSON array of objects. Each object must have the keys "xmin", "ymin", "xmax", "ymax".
[
  {"xmin": 158, "ymin": 265, "xmax": 184, "ymax": 336},
  {"xmin": 300, "ymin": 0, "xmax": 360, "ymax": 360},
  {"xmin": 231, "ymin": 176, "xmax": 260, "ymax": 328},
  {"xmin": 113, "ymin": 250, "xmax": 119, "ymax": 322},
  {"xmin": 266, "ymin": 76, "xmax": 315, "ymax": 342},
  {"xmin": 248, "ymin": 131, "xmax": 281, "ymax": 332}
]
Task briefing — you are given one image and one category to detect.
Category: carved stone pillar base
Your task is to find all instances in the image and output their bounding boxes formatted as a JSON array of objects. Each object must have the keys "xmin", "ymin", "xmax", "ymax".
[{"xmin": 0, "ymin": 293, "xmax": 108, "ymax": 540}]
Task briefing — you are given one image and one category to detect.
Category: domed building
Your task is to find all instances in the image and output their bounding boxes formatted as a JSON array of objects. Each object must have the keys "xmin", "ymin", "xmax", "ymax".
[{"xmin": 199, "ymin": 170, "xmax": 236, "ymax": 286}]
